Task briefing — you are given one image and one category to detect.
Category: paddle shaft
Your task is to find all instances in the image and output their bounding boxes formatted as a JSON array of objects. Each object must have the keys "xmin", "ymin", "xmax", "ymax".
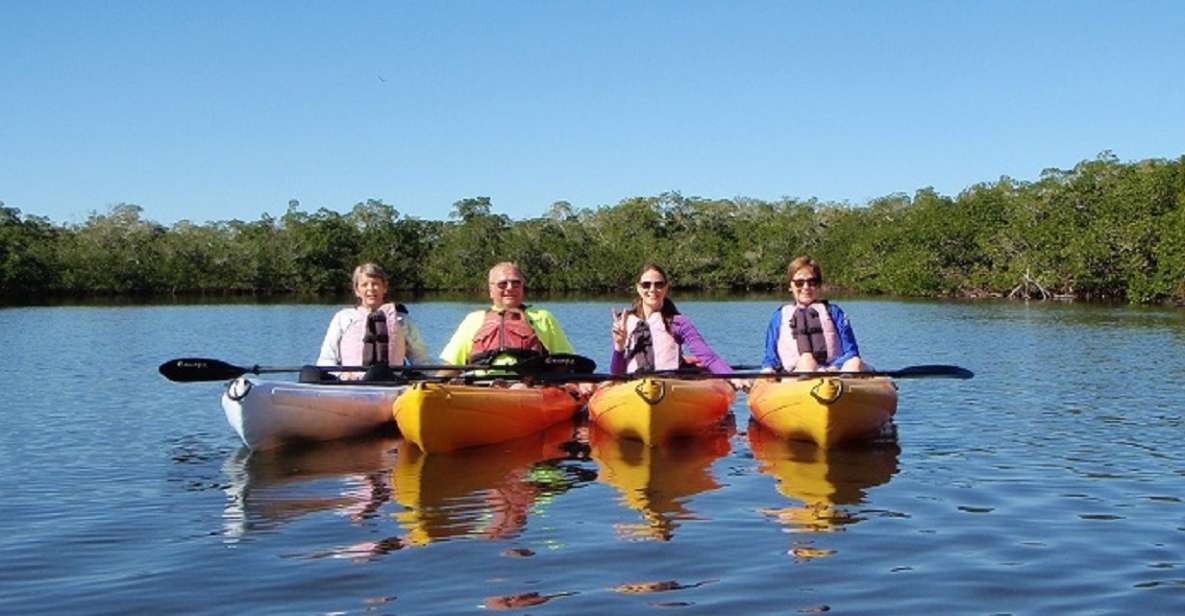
[{"xmin": 530, "ymin": 364, "xmax": 974, "ymax": 384}]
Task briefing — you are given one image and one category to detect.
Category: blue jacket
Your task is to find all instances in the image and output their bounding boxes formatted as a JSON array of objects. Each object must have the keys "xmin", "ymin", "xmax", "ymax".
[{"xmin": 761, "ymin": 303, "xmax": 860, "ymax": 370}]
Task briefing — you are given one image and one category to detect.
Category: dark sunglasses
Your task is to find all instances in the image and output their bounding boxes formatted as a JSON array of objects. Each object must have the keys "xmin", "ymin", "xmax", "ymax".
[
  {"xmin": 638, "ymin": 280, "xmax": 667, "ymax": 290},
  {"xmin": 791, "ymin": 278, "xmax": 821, "ymax": 288},
  {"xmin": 491, "ymin": 279, "xmax": 524, "ymax": 290}
]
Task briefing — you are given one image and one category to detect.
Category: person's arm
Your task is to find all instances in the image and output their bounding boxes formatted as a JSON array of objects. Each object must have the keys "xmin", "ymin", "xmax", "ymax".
[
  {"xmin": 761, "ymin": 308, "xmax": 783, "ymax": 371},
  {"xmin": 529, "ymin": 308, "xmax": 575, "ymax": 355},
  {"xmin": 609, "ymin": 348, "xmax": 627, "ymax": 374},
  {"xmin": 439, "ymin": 311, "xmax": 484, "ymax": 365},
  {"xmin": 399, "ymin": 314, "xmax": 431, "ymax": 366},
  {"xmin": 316, "ymin": 309, "xmax": 349, "ymax": 366},
  {"xmin": 828, "ymin": 304, "xmax": 861, "ymax": 368},
  {"xmin": 672, "ymin": 316, "xmax": 732, "ymax": 374}
]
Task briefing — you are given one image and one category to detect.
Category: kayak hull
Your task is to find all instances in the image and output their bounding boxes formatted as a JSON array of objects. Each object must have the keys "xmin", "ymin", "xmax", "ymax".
[
  {"xmin": 588, "ymin": 378, "xmax": 735, "ymax": 445},
  {"xmin": 221, "ymin": 377, "xmax": 406, "ymax": 451},
  {"xmin": 394, "ymin": 382, "xmax": 587, "ymax": 453},
  {"xmin": 747, "ymin": 377, "xmax": 897, "ymax": 448}
]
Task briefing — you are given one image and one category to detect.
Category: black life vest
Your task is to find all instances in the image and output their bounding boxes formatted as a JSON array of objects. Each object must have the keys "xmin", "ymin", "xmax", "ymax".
[
  {"xmin": 362, "ymin": 310, "xmax": 390, "ymax": 366},
  {"xmin": 789, "ymin": 302, "xmax": 831, "ymax": 364}
]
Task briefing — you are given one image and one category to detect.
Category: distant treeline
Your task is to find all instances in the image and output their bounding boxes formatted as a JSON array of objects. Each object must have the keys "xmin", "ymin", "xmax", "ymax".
[{"xmin": 2, "ymin": 152, "xmax": 1183, "ymax": 304}]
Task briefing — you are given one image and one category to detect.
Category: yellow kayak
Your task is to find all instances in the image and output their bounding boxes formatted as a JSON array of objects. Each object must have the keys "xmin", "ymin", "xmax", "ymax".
[
  {"xmin": 588, "ymin": 377, "xmax": 735, "ymax": 445},
  {"xmin": 393, "ymin": 382, "xmax": 588, "ymax": 453},
  {"xmin": 747, "ymin": 376, "xmax": 897, "ymax": 448}
]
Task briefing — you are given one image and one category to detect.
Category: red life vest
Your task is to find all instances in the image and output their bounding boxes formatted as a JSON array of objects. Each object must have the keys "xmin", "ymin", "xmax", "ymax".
[{"xmin": 469, "ymin": 308, "xmax": 546, "ymax": 364}]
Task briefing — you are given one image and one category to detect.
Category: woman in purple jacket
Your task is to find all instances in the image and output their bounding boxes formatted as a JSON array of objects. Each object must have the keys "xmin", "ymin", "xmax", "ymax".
[{"xmin": 609, "ymin": 264, "xmax": 733, "ymax": 375}]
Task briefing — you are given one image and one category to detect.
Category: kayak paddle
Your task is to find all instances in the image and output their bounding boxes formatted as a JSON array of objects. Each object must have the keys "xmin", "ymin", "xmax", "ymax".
[{"xmin": 158, "ymin": 353, "xmax": 596, "ymax": 383}]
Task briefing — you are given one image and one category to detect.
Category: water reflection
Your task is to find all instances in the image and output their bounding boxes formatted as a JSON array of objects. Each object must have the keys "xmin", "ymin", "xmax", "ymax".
[
  {"xmin": 221, "ymin": 435, "xmax": 402, "ymax": 539},
  {"xmin": 749, "ymin": 421, "xmax": 900, "ymax": 536},
  {"xmin": 589, "ymin": 423, "xmax": 732, "ymax": 541},
  {"xmin": 482, "ymin": 591, "xmax": 577, "ymax": 610},
  {"xmin": 392, "ymin": 421, "xmax": 588, "ymax": 546}
]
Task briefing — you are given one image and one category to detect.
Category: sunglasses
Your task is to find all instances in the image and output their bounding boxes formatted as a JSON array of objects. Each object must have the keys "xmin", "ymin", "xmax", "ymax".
[
  {"xmin": 638, "ymin": 280, "xmax": 667, "ymax": 290},
  {"xmin": 491, "ymin": 279, "xmax": 524, "ymax": 290},
  {"xmin": 791, "ymin": 278, "xmax": 821, "ymax": 288}
]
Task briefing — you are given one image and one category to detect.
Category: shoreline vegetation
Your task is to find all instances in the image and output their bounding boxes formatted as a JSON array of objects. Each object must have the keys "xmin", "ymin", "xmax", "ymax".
[{"xmin": 3, "ymin": 152, "xmax": 1183, "ymax": 305}]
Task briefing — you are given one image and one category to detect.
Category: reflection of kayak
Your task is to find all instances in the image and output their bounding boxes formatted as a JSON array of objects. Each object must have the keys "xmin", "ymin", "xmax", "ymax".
[
  {"xmin": 221, "ymin": 434, "xmax": 402, "ymax": 538},
  {"xmin": 588, "ymin": 378, "xmax": 735, "ymax": 445},
  {"xmin": 392, "ymin": 422, "xmax": 578, "ymax": 545},
  {"xmin": 749, "ymin": 421, "xmax": 899, "ymax": 505},
  {"xmin": 749, "ymin": 421, "xmax": 899, "ymax": 535},
  {"xmin": 221, "ymin": 377, "xmax": 407, "ymax": 450},
  {"xmin": 747, "ymin": 376, "xmax": 897, "ymax": 448},
  {"xmin": 393, "ymin": 382, "xmax": 588, "ymax": 453},
  {"xmin": 588, "ymin": 423, "xmax": 730, "ymax": 541}
]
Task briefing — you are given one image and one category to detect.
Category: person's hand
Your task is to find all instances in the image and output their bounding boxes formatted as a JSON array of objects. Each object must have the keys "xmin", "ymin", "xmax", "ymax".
[
  {"xmin": 795, "ymin": 352, "xmax": 820, "ymax": 372},
  {"xmin": 611, "ymin": 307, "xmax": 628, "ymax": 352}
]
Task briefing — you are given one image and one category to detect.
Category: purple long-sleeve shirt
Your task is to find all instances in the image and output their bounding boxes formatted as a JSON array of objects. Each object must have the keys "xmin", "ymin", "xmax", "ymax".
[{"xmin": 610, "ymin": 314, "xmax": 733, "ymax": 375}]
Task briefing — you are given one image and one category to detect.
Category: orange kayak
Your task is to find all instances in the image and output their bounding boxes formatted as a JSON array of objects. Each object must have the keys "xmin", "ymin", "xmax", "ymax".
[{"xmin": 393, "ymin": 382, "xmax": 588, "ymax": 453}]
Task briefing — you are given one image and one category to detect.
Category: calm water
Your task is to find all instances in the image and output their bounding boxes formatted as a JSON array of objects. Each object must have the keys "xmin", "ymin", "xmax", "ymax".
[{"xmin": 2, "ymin": 298, "xmax": 1184, "ymax": 614}]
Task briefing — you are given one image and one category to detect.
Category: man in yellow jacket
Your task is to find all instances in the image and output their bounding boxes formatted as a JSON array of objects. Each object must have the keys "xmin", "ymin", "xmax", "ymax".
[{"xmin": 439, "ymin": 262, "xmax": 575, "ymax": 367}]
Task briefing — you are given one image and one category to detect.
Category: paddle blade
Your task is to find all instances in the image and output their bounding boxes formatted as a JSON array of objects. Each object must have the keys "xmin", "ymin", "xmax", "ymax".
[
  {"xmin": 158, "ymin": 358, "xmax": 248, "ymax": 382},
  {"xmin": 891, "ymin": 365, "xmax": 974, "ymax": 379}
]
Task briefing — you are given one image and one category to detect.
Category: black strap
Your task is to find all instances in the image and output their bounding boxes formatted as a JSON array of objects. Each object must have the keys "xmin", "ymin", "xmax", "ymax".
[
  {"xmin": 625, "ymin": 318, "xmax": 655, "ymax": 372},
  {"xmin": 790, "ymin": 307, "xmax": 828, "ymax": 363},
  {"xmin": 363, "ymin": 311, "xmax": 390, "ymax": 367}
]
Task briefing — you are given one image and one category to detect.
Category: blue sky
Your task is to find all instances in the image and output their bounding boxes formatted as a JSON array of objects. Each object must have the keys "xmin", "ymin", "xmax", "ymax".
[{"xmin": 3, "ymin": 1, "xmax": 1183, "ymax": 225}]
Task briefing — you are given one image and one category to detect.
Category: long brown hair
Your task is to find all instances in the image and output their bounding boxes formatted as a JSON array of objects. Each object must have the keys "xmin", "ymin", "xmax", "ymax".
[{"xmin": 629, "ymin": 263, "xmax": 680, "ymax": 332}]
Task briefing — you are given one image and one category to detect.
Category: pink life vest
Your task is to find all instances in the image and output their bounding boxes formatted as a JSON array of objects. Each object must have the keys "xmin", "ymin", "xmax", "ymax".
[
  {"xmin": 469, "ymin": 308, "xmax": 546, "ymax": 364},
  {"xmin": 340, "ymin": 305, "xmax": 406, "ymax": 366},
  {"xmin": 625, "ymin": 311, "xmax": 681, "ymax": 372},
  {"xmin": 776, "ymin": 303, "xmax": 839, "ymax": 367}
]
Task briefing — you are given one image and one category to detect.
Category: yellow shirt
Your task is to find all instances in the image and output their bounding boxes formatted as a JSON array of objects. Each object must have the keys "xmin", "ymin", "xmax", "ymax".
[{"xmin": 438, "ymin": 306, "xmax": 575, "ymax": 366}]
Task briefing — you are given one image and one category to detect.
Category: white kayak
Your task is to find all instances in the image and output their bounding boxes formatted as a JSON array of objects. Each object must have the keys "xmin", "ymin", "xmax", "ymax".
[{"xmin": 221, "ymin": 377, "xmax": 408, "ymax": 451}]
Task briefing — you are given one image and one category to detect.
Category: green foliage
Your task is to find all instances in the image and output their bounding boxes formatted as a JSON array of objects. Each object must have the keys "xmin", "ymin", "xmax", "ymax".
[
  {"xmin": 56, "ymin": 204, "xmax": 166, "ymax": 293},
  {"xmin": 0, "ymin": 204, "xmax": 60, "ymax": 293},
  {"xmin": 3, "ymin": 153, "xmax": 1183, "ymax": 304}
]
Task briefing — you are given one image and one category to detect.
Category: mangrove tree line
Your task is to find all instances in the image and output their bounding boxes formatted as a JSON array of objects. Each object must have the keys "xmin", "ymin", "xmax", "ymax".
[{"xmin": 2, "ymin": 152, "xmax": 1183, "ymax": 304}]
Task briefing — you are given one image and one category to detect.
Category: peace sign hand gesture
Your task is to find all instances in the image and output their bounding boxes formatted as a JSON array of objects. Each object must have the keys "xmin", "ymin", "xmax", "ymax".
[{"xmin": 611, "ymin": 307, "xmax": 629, "ymax": 352}]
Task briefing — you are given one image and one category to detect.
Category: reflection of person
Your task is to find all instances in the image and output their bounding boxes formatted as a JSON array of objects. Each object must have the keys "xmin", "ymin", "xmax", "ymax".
[
  {"xmin": 439, "ymin": 262, "xmax": 575, "ymax": 367},
  {"xmin": 609, "ymin": 264, "xmax": 731, "ymax": 375},
  {"xmin": 761, "ymin": 256, "xmax": 866, "ymax": 372},
  {"xmin": 316, "ymin": 263, "xmax": 430, "ymax": 379}
]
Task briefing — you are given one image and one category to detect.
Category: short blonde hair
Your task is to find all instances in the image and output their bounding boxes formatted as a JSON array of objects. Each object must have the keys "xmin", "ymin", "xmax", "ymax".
[{"xmin": 352, "ymin": 262, "xmax": 388, "ymax": 286}]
